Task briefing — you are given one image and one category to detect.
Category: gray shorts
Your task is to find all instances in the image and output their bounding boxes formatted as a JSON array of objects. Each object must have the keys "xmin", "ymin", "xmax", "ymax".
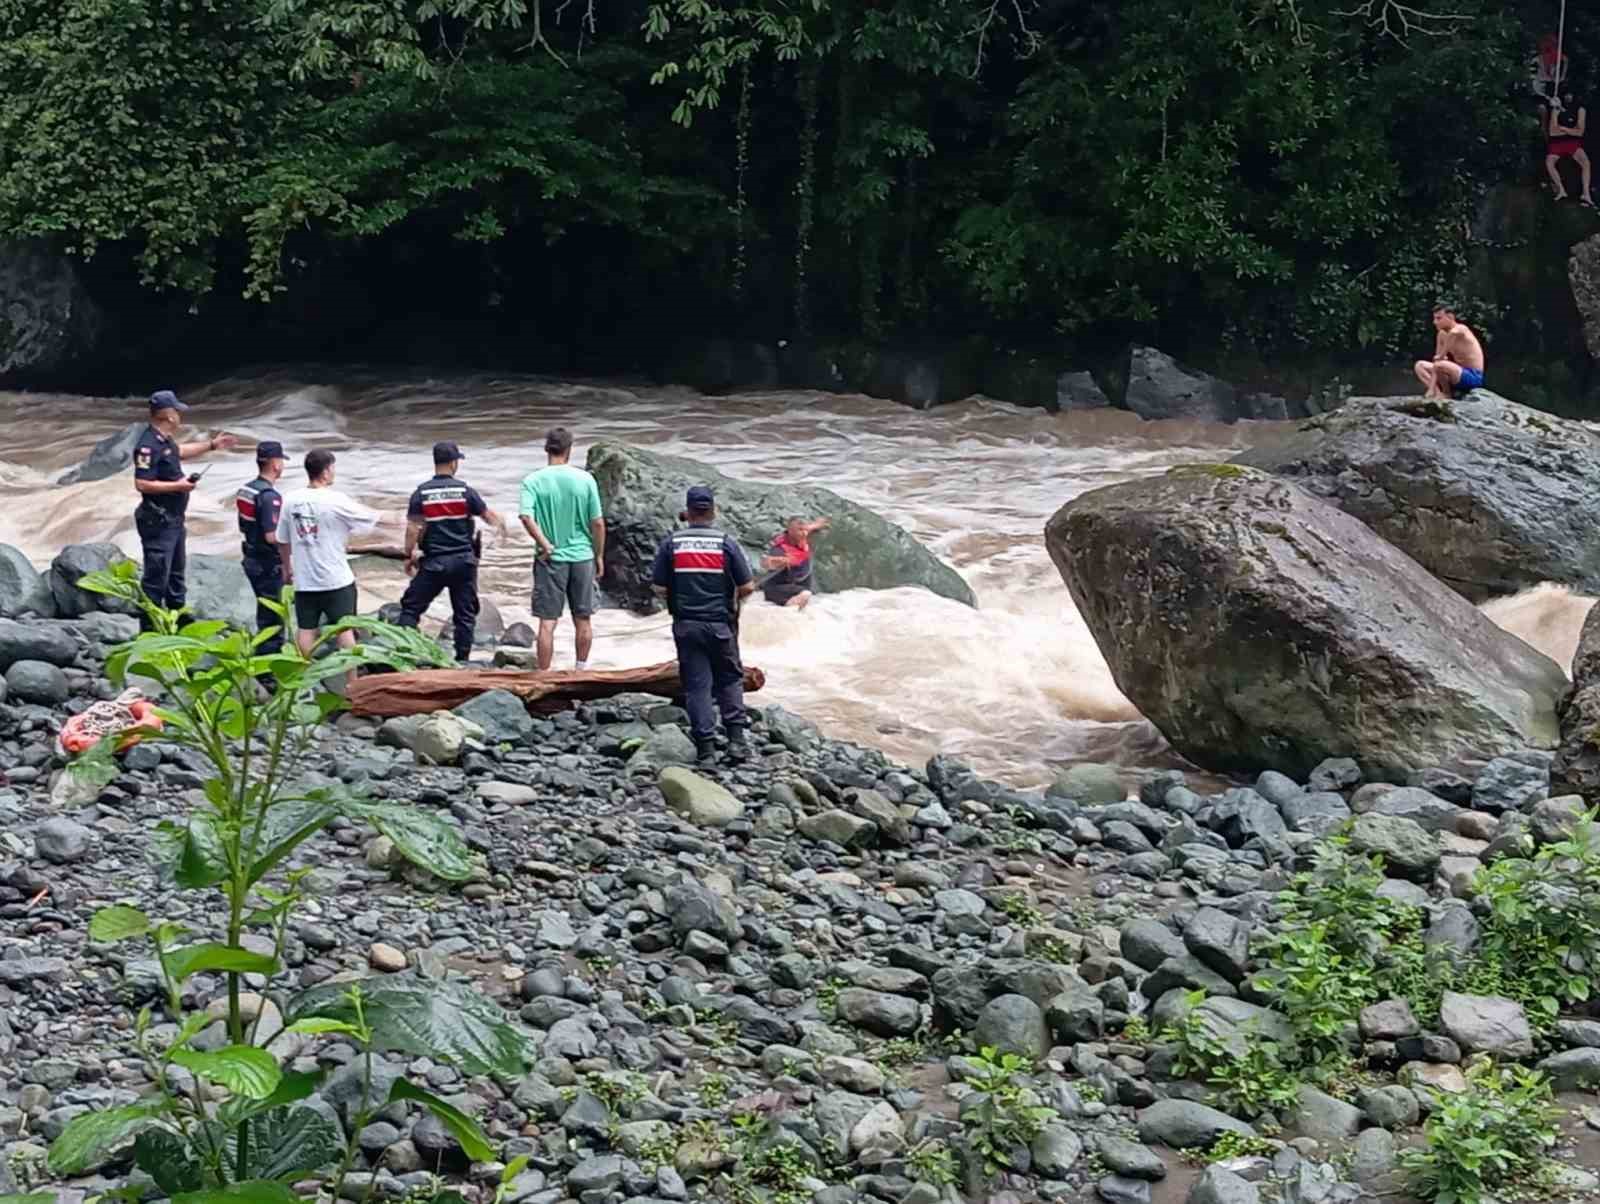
[{"xmin": 533, "ymin": 558, "xmax": 597, "ymax": 620}]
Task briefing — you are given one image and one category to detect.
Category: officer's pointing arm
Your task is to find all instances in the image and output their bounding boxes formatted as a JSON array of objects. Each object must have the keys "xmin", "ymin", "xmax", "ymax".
[{"xmin": 177, "ymin": 433, "xmax": 238, "ymax": 459}]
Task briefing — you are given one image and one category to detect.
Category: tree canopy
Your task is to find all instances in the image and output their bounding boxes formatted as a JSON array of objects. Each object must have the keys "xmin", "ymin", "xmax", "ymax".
[{"xmin": 0, "ymin": 0, "xmax": 1537, "ymax": 361}]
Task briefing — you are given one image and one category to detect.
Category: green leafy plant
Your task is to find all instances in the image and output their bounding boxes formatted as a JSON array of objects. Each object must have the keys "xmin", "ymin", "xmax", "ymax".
[
  {"xmin": 961, "ymin": 1046, "xmax": 1056, "ymax": 1179},
  {"xmin": 1400, "ymin": 1060, "xmax": 1559, "ymax": 1204},
  {"xmin": 1473, "ymin": 813, "xmax": 1600, "ymax": 1024},
  {"xmin": 1251, "ymin": 921, "xmax": 1375, "ymax": 1056},
  {"xmin": 698, "ymin": 1072, "xmax": 730, "ymax": 1107},
  {"xmin": 816, "ymin": 976, "xmax": 846, "ymax": 1017},
  {"xmin": 1200, "ymin": 1130, "xmax": 1278, "ymax": 1164},
  {"xmin": 1119, "ymin": 1015, "xmax": 1150, "ymax": 1043},
  {"xmin": 1160, "ymin": 992, "xmax": 1301, "ymax": 1118},
  {"xmin": 44, "ymin": 569, "xmax": 527, "ymax": 1199},
  {"xmin": 906, "ymin": 1139, "xmax": 959, "ymax": 1186},
  {"xmin": 995, "ymin": 894, "xmax": 1044, "ymax": 929}
]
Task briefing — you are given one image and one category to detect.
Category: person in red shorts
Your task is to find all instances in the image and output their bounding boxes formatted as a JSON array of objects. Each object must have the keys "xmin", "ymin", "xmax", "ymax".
[
  {"xmin": 1546, "ymin": 92, "xmax": 1593, "ymax": 206},
  {"xmin": 761, "ymin": 516, "xmax": 829, "ymax": 609}
]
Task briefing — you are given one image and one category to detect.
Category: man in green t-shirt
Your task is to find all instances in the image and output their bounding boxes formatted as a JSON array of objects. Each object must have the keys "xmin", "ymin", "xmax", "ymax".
[{"xmin": 519, "ymin": 427, "xmax": 606, "ymax": 670}]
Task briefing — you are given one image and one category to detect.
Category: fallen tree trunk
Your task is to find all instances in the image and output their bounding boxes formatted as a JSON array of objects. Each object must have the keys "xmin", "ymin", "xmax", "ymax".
[{"xmin": 346, "ymin": 661, "xmax": 767, "ymax": 717}]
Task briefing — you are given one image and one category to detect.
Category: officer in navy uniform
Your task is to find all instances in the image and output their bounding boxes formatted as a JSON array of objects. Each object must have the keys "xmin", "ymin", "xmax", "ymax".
[
  {"xmin": 132, "ymin": 390, "xmax": 236, "ymax": 611},
  {"xmin": 650, "ymin": 485, "xmax": 756, "ymax": 763},
  {"xmin": 236, "ymin": 441, "xmax": 288, "ymax": 654},
  {"xmin": 398, "ymin": 442, "xmax": 504, "ymax": 663}
]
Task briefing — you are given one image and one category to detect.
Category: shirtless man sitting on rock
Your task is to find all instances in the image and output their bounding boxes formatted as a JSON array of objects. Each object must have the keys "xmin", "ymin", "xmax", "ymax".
[{"xmin": 1413, "ymin": 304, "xmax": 1486, "ymax": 399}]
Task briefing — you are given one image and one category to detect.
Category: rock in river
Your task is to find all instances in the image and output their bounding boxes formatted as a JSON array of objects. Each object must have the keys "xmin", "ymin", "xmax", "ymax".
[
  {"xmin": 587, "ymin": 440, "xmax": 975, "ymax": 612},
  {"xmin": 1233, "ymin": 392, "xmax": 1600, "ymax": 600},
  {"xmin": 1046, "ymin": 466, "xmax": 1565, "ymax": 779}
]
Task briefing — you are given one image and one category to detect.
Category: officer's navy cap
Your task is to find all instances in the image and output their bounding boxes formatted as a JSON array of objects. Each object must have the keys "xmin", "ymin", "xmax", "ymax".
[
  {"xmin": 685, "ymin": 485, "xmax": 715, "ymax": 511},
  {"xmin": 149, "ymin": 389, "xmax": 188, "ymax": 413},
  {"xmin": 433, "ymin": 441, "xmax": 464, "ymax": 463},
  {"xmin": 256, "ymin": 441, "xmax": 285, "ymax": 461}
]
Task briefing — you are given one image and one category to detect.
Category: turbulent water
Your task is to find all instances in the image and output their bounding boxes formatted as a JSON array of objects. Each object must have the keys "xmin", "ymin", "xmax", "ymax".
[{"xmin": 2, "ymin": 369, "xmax": 1586, "ymax": 786}]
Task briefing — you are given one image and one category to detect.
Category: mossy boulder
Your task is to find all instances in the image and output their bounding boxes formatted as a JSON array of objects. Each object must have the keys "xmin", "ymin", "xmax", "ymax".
[
  {"xmin": 588, "ymin": 441, "xmax": 976, "ymax": 613},
  {"xmin": 1046, "ymin": 467, "xmax": 1566, "ymax": 779},
  {"xmin": 1234, "ymin": 392, "xmax": 1600, "ymax": 601}
]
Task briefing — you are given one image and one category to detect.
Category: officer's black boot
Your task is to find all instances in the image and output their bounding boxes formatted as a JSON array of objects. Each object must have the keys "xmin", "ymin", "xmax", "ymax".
[
  {"xmin": 724, "ymin": 726, "xmax": 750, "ymax": 763},
  {"xmin": 696, "ymin": 738, "xmax": 717, "ymax": 764}
]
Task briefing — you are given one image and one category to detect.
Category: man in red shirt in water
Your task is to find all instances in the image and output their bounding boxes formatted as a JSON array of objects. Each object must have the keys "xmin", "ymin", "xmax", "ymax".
[{"xmin": 762, "ymin": 516, "xmax": 829, "ymax": 609}]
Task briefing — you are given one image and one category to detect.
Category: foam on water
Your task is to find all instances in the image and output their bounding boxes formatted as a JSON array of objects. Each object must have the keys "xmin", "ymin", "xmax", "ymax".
[{"xmin": 3, "ymin": 371, "xmax": 1586, "ymax": 784}]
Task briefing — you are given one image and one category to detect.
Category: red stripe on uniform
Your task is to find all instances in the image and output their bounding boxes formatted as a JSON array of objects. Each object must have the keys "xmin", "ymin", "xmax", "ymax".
[
  {"xmin": 673, "ymin": 551, "xmax": 725, "ymax": 571},
  {"xmin": 421, "ymin": 500, "xmax": 469, "ymax": 519},
  {"xmin": 236, "ymin": 498, "xmax": 257, "ymax": 520}
]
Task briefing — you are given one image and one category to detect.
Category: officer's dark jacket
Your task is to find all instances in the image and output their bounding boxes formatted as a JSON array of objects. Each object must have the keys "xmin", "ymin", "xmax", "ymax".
[
  {"xmin": 236, "ymin": 476, "xmax": 283, "ymax": 561},
  {"xmin": 133, "ymin": 426, "xmax": 186, "ymax": 518},
  {"xmin": 650, "ymin": 524, "xmax": 753, "ymax": 622},
  {"xmin": 406, "ymin": 474, "xmax": 487, "ymax": 568}
]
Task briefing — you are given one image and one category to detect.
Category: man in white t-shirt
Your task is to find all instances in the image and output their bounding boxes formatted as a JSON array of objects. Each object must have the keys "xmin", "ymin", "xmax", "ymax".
[{"xmin": 276, "ymin": 448, "xmax": 381, "ymax": 656}]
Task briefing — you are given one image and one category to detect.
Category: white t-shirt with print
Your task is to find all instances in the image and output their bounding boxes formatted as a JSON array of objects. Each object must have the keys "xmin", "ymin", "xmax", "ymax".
[{"xmin": 276, "ymin": 486, "xmax": 382, "ymax": 592}]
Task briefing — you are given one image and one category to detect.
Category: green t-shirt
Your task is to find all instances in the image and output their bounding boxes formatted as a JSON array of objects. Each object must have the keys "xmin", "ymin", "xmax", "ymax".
[{"xmin": 519, "ymin": 464, "xmax": 603, "ymax": 562}]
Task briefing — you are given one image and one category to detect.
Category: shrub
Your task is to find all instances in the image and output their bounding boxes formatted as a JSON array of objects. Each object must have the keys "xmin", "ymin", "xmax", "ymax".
[
  {"xmin": 1400, "ymin": 1060, "xmax": 1559, "ymax": 1204},
  {"xmin": 961, "ymin": 1046, "xmax": 1057, "ymax": 1178},
  {"xmin": 1160, "ymin": 993, "xmax": 1301, "ymax": 1118},
  {"xmin": 45, "ymin": 567, "xmax": 529, "ymax": 1200}
]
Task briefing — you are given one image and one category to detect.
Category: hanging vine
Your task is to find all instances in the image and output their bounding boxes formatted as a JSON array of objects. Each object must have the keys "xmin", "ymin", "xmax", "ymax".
[
  {"xmin": 732, "ymin": 60, "xmax": 752, "ymax": 303},
  {"xmin": 793, "ymin": 59, "xmax": 819, "ymax": 337}
]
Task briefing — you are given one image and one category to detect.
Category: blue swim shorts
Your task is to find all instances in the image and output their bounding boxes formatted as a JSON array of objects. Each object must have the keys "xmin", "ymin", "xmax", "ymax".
[{"xmin": 1454, "ymin": 366, "xmax": 1484, "ymax": 397}]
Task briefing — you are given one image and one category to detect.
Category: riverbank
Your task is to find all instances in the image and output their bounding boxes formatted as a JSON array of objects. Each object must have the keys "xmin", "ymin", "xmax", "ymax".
[{"xmin": 3, "ymin": 602, "xmax": 1600, "ymax": 1204}]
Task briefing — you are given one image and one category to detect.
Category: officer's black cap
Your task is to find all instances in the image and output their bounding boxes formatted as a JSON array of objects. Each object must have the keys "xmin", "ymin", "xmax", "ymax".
[
  {"xmin": 256, "ymin": 441, "xmax": 285, "ymax": 462},
  {"xmin": 433, "ymin": 441, "xmax": 464, "ymax": 464},
  {"xmin": 150, "ymin": 389, "xmax": 188, "ymax": 413},
  {"xmin": 686, "ymin": 485, "xmax": 715, "ymax": 512}
]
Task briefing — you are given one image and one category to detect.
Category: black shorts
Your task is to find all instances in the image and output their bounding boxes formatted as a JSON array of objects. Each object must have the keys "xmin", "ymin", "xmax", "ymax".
[{"xmin": 294, "ymin": 583, "xmax": 358, "ymax": 630}]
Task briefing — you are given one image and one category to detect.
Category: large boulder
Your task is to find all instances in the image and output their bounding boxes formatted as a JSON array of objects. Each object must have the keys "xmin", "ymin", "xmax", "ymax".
[
  {"xmin": 0, "ymin": 545, "xmax": 55, "ymax": 617},
  {"xmin": 185, "ymin": 554, "xmax": 256, "ymax": 630},
  {"xmin": 586, "ymin": 442, "xmax": 975, "ymax": 612},
  {"xmin": 1233, "ymin": 393, "xmax": 1600, "ymax": 601},
  {"xmin": 49, "ymin": 544, "xmax": 137, "ymax": 618},
  {"xmin": 1123, "ymin": 347, "xmax": 1238, "ymax": 423},
  {"xmin": 0, "ymin": 239, "xmax": 103, "ymax": 380},
  {"xmin": 1553, "ymin": 599, "xmax": 1600, "ymax": 801},
  {"xmin": 1571, "ymin": 233, "xmax": 1600, "ymax": 362},
  {"xmin": 1046, "ymin": 466, "xmax": 1566, "ymax": 779},
  {"xmin": 56, "ymin": 421, "xmax": 144, "ymax": 486},
  {"xmin": 0, "ymin": 619, "xmax": 78, "ymax": 670}
]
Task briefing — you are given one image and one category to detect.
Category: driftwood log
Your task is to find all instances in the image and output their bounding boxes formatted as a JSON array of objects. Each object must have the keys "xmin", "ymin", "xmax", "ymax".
[{"xmin": 346, "ymin": 661, "xmax": 766, "ymax": 718}]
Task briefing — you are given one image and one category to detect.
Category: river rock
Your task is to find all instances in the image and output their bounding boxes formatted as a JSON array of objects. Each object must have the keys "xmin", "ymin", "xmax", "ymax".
[
  {"xmin": 1280, "ymin": 791, "xmax": 1351, "ymax": 836},
  {"xmin": 6, "ymin": 660, "xmax": 68, "ymax": 705},
  {"xmin": 34, "ymin": 817, "xmax": 93, "ymax": 864},
  {"xmin": 1190, "ymin": 1167, "xmax": 1259, "ymax": 1204},
  {"xmin": 1365, "ymin": 787, "xmax": 1462, "ymax": 833},
  {"xmin": 1349, "ymin": 814, "xmax": 1440, "ymax": 881},
  {"xmin": 1046, "ymin": 467, "xmax": 1565, "ymax": 778},
  {"xmin": 659, "ymin": 767, "xmax": 744, "ymax": 827},
  {"xmin": 0, "ymin": 546, "xmax": 55, "ymax": 617},
  {"xmin": 1049, "ymin": 762, "xmax": 1123, "ymax": 804},
  {"xmin": 1536, "ymin": 1048, "xmax": 1600, "ymax": 1090},
  {"xmin": 412, "ymin": 712, "xmax": 468, "ymax": 765},
  {"xmin": 1123, "ymin": 347, "xmax": 1239, "ymax": 423},
  {"xmin": 1120, "ymin": 918, "xmax": 1187, "ymax": 970},
  {"xmin": 185, "ymin": 553, "xmax": 257, "ymax": 630},
  {"xmin": 452, "ymin": 689, "xmax": 534, "ymax": 745},
  {"xmin": 1439, "ymin": 992, "xmax": 1534, "ymax": 1058},
  {"xmin": 50, "ymin": 543, "xmax": 137, "ymax": 617},
  {"xmin": 1033, "ymin": 1124, "xmax": 1084, "ymax": 1178},
  {"xmin": 1137, "ymin": 1100, "xmax": 1254, "ymax": 1149},
  {"xmin": 1182, "ymin": 907, "xmax": 1250, "ymax": 982},
  {"xmin": 56, "ymin": 421, "xmax": 145, "ymax": 486},
  {"xmin": 0, "ymin": 618, "xmax": 76, "ymax": 669},
  {"xmin": 1553, "ymin": 603, "xmax": 1600, "ymax": 799},
  {"xmin": 835, "ymin": 989, "xmax": 920, "ymax": 1036},
  {"xmin": 1283, "ymin": 1085, "xmax": 1362, "ymax": 1142},
  {"xmin": 586, "ymin": 440, "xmax": 975, "ymax": 612},
  {"xmin": 798, "ymin": 809, "xmax": 877, "ymax": 849},
  {"xmin": 1058, "ymin": 372, "xmax": 1112, "ymax": 411},
  {"xmin": 1234, "ymin": 392, "xmax": 1600, "ymax": 600},
  {"xmin": 1472, "ymin": 756, "xmax": 1548, "ymax": 813},
  {"xmin": 0, "ymin": 238, "xmax": 102, "ymax": 380}
]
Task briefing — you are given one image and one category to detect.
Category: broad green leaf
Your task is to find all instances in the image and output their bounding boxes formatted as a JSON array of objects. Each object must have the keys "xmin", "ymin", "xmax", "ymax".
[
  {"xmin": 47, "ymin": 1101, "xmax": 168, "ymax": 1174},
  {"xmin": 162, "ymin": 942, "xmax": 279, "ymax": 984},
  {"xmin": 346, "ymin": 800, "xmax": 474, "ymax": 881},
  {"xmin": 389, "ymin": 1078, "xmax": 494, "ymax": 1162},
  {"xmin": 153, "ymin": 816, "xmax": 229, "ymax": 889},
  {"xmin": 89, "ymin": 905, "xmax": 151, "ymax": 943},
  {"xmin": 284, "ymin": 1017, "xmax": 366, "ymax": 1037},
  {"xmin": 163, "ymin": 1011, "xmax": 214, "ymax": 1055},
  {"xmin": 174, "ymin": 1182, "xmax": 301, "ymax": 1204},
  {"xmin": 170, "ymin": 1045, "xmax": 282, "ymax": 1099},
  {"xmin": 501, "ymin": 1154, "xmax": 531, "ymax": 1185},
  {"xmin": 246, "ymin": 798, "xmax": 339, "ymax": 886},
  {"xmin": 134, "ymin": 1127, "xmax": 205, "ymax": 1196},
  {"xmin": 179, "ymin": 619, "xmax": 230, "ymax": 641},
  {"xmin": 288, "ymin": 975, "xmax": 532, "ymax": 1076},
  {"xmin": 221, "ymin": 1105, "xmax": 342, "ymax": 1181}
]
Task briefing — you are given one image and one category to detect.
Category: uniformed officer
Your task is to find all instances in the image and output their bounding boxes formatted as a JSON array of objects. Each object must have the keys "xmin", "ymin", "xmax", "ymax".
[
  {"xmin": 649, "ymin": 485, "xmax": 756, "ymax": 763},
  {"xmin": 398, "ymin": 442, "xmax": 504, "ymax": 663},
  {"xmin": 132, "ymin": 390, "xmax": 236, "ymax": 612},
  {"xmin": 236, "ymin": 441, "xmax": 287, "ymax": 654}
]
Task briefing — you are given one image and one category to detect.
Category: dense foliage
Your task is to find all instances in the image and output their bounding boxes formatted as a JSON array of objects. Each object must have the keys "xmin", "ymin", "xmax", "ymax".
[{"xmin": 0, "ymin": 0, "xmax": 1544, "ymax": 359}]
